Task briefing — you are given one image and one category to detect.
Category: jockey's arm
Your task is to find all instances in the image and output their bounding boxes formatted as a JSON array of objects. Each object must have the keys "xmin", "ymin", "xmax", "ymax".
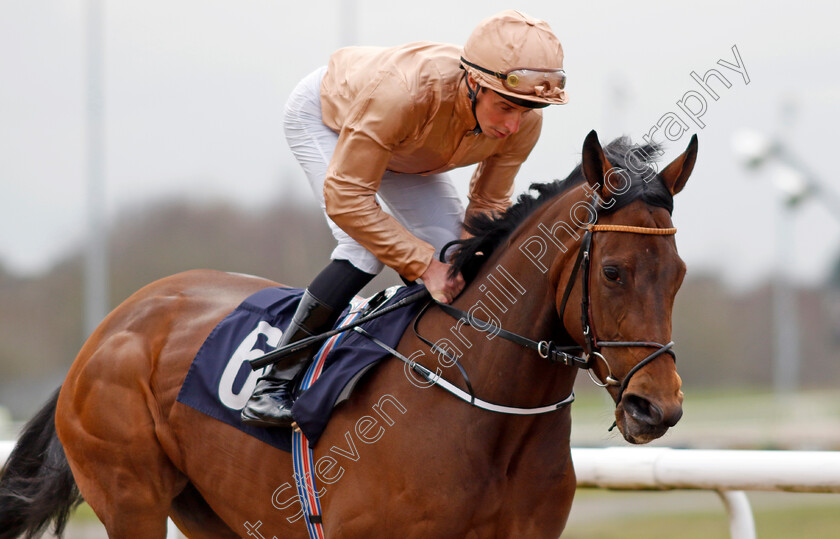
[
  {"xmin": 324, "ymin": 135, "xmax": 465, "ymax": 303},
  {"xmin": 323, "ymin": 129, "xmax": 435, "ymax": 277}
]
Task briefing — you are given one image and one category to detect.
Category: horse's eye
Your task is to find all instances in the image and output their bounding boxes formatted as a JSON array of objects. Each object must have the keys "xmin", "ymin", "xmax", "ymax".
[{"xmin": 603, "ymin": 266, "xmax": 622, "ymax": 282}]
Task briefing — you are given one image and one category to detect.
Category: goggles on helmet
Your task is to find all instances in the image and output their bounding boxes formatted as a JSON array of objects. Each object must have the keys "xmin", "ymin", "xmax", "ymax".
[{"xmin": 460, "ymin": 57, "xmax": 566, "ymax": 96}]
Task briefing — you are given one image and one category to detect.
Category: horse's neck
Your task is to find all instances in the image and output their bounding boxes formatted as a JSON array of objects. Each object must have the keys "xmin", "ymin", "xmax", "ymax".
[{"xmin": 448, "ymin": 198, "xmax": 580, "ymax": 410}]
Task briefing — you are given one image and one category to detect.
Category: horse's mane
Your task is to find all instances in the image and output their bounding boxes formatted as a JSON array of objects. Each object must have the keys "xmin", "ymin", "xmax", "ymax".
[{"xmin": 448, "ymin": 136, "xmax": 672, "ymax": 281}]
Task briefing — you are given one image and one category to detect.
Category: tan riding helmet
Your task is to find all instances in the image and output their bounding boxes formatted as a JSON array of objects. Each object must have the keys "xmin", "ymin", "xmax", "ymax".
[{"xmin": 461, "ymin": 10, "xmax": 568, "ymax": 106}]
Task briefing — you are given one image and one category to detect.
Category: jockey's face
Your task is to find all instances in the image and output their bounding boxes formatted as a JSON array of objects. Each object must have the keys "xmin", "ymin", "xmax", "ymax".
[{"xmin": 470, "ymin": 77, "xmax": 533, "ymax": 139}]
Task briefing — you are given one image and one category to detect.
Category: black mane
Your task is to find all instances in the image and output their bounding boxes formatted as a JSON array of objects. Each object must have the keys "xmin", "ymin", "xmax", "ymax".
[{"xmin": 447, "ymin": 136, "xmax": 672, "ymax": 281}]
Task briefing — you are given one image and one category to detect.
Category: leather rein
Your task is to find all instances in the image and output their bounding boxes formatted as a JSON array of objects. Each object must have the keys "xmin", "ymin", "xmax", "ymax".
[{"xmin": 381, "ymin": 222, "xmax": 678, "ymax": 419}]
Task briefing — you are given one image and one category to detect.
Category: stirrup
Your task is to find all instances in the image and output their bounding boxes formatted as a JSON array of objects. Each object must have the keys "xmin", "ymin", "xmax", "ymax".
[{"xmin": 241, "ymin": 289, "xmax": 338, "ymax": 427}]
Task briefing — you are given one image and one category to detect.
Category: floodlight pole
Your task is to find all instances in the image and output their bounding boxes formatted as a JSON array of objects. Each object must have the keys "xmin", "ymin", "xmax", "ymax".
[
  {"xmin": 772, "ymin": 200, "xmax": 799, "ymax": 396},
  {"xmin": 84, "ymin": 0, "xmax": 108, "ymax": 336},
  {"xmin": 772, "ymin": 101, "xmax": 800, "ymax": 397}
]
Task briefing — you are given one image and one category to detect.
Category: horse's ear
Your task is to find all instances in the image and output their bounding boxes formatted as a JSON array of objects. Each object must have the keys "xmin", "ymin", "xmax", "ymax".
[
  {"xmin": 581, "ymin": 130, "xmax": 612, "ymax": 189},
  {"xmin": 659, "ymin": 134, "xmax": 698, "ymax": 195}
]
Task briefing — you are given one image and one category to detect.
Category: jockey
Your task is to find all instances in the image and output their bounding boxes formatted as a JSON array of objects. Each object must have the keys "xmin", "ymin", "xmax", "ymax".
[{"xmin": 242, "ymin": 10, "xmax": 568, "ymax": 428}]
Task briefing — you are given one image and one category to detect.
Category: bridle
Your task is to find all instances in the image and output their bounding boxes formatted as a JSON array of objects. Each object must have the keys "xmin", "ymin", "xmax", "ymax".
[
  {"xmin": 556, "ymin": 223, "xmax": 677, "ymax": 408},
  {"xmin": 251, "ymin": 218, "xmax": 679, "ymax": 419},
  {"xmin": 424, "ymin": 222, "xmax": 678, "ymax": 416},
  {"xmin": 347, "ymin": 220, "xmax": 678, "ymax": 421}
]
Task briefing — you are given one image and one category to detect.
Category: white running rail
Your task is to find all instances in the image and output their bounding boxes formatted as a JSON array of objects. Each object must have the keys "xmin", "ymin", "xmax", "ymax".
[{"xmin": 572, "ymin": 447, "xmax": 840, "ymax": 539}]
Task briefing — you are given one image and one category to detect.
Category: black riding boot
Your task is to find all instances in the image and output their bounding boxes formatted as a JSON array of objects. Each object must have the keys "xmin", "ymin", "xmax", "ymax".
[{"xmin": 240, "ymin": 290, "xmax": 338, "ymax": 428}]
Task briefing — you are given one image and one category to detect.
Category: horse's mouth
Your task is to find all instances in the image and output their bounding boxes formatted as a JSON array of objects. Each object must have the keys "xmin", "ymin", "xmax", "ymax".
[
  {"xmin": 614, "ymin": 414, "xmax": 670, "ymax": 444},
  {"xmin": 614, "ymin": 395, "xmax": 683, "ymax": 445},
  {"xmin": 618, "ymin": 422, "xmax": 669, "ymax": 445}
]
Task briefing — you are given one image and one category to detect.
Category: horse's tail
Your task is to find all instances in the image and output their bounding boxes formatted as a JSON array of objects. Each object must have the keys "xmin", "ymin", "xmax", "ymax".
[{"xmin": 0, "ymin": 387, "xmax": 82, "ymax": 539}]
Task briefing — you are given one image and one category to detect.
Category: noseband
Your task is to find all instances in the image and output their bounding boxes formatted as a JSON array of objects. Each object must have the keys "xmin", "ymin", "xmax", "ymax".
[{"xmin": 433, "ymin": 222, "xmax": 677, "ymax": 414}]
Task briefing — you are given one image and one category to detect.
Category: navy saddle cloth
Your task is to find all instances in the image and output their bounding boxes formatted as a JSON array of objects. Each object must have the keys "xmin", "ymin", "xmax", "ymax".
[{"xmin": 176, "ymin": 283, "xmax": 425, "ymax": 452}]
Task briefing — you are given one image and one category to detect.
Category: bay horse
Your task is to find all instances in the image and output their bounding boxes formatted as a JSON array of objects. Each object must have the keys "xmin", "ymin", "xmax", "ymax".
[{"xmin": 0, "ymin": 130, "xmax": 696, "ymax": 538}]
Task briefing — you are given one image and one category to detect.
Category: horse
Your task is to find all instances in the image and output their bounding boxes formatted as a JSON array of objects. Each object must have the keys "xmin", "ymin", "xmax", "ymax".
[{"xmin": 0, "ymin": 130, "xmax": 696, "ymax": 538}]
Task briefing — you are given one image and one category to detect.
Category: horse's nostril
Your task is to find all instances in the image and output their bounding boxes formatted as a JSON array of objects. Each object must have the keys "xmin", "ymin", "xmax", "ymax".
[{"xmin": 623, "ymin": 395, "xmax": 664, "ymax": 426}]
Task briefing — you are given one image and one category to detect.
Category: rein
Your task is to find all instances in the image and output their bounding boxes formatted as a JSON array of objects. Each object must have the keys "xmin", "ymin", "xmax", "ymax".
[
  {"xmin": 249, "ymin": 222, "xmax": 679, "ymax": 423},
  {"xmin": 355, "ymin": 325, "xmax": 575, "ymax": 414}
]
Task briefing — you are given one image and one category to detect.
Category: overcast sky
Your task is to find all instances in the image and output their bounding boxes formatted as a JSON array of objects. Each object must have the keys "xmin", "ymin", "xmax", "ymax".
[{"xmin": 1, "ymin": 0, "xmax": 838, "ymax": 289}]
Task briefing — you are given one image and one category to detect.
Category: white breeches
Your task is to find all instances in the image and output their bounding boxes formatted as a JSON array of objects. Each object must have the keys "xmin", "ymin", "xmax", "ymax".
[{"xmin": 282, "ymin": 67, "xmax": 465, "ymax": 275}]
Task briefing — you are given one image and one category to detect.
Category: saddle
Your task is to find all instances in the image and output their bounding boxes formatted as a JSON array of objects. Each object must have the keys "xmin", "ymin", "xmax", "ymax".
[{"xmin": 176, "ymin": 284, "xmax": 426, "ymax": 452}]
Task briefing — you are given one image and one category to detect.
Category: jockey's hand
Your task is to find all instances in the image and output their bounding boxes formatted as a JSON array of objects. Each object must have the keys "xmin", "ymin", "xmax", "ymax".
[{"xmin": 420, "ymin": 259, "xmax": 465, "ymax": 304}]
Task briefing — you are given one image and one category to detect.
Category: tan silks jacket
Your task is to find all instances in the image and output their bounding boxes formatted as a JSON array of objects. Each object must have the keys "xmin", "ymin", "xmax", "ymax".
[{"xmin": 320, "ymin": 42, "xmax": 543, "ymax": 281}]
